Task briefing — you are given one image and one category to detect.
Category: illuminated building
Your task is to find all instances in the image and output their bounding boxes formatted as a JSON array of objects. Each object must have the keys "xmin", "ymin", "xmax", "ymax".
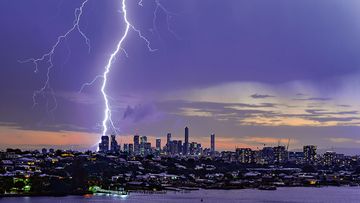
[
  {"xmin": 303, "ymin": 145, "xmax": 317, "ymax": 164},
  {"xmin": 110, "ymin": 134, "xmax": 120, "ymax": 153},
  {"xmin": 99, "ymin": 135, "xmax": 109, "ymax": 153},
  {"xmin": 324, "ymin": 151, "xmax": 336, "ymax": 166},
  {"xmin": 156, "ymin": 138, "xmax": 161, "ymax": 152},
  {"xmin": 273, "ymin": 146, "xmax": 288, "ymax": 164},
  {"xmin": 236, "ymin": 148, "xmax": 253, "ymax": 163}
]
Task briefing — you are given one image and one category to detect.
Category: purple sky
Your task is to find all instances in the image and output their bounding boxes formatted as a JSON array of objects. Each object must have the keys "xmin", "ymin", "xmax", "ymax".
[{"xmin": 1, "ymin": 0, "xmax": 360, "ymax": 152}]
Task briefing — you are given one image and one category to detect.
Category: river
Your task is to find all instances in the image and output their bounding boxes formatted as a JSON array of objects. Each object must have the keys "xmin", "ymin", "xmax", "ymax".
[{"xmin": 1, "ymin": 187, "xmax": 359, "ymax": 203}]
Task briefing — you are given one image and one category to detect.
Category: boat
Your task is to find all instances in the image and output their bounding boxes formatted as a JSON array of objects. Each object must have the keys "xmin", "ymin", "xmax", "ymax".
[{"xmin": 89, "ymin": 186, "xmax": 129, "ymax": 196}]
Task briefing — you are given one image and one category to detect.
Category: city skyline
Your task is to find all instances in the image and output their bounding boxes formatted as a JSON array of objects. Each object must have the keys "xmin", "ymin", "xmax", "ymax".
[{"xmin": 1, "ymin": 0, "xmax": 360, "ymax": 152}]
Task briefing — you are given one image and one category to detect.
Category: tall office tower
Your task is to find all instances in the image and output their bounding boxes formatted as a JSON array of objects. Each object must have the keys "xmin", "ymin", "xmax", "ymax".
[
  {"xmin": 210, "ymin": 133, "xmax": 215, "ymax": 153},
  {"xmin": 123, "ymin": 144, "xmax": 129, "ymax": 153},
  {"xmin": 196, "ymin": 143, "xmax": 202, "ymax": 155},
  {"xmin": 140, "ymin": 136, "xmax": 147, "ymax": 156},
  {"xmin": 303, "ymin": 145, "xmax": 317, "ymax": 164},
  {"xmin": 166, "ymin": 133, "xmax": 172, "ymax": 153},
  {"xmin": 167, "ymin": 133, "xmax": 171, "ymax": 146},
  {"xmin": 98, "ymin": 135, "xmax": 109, "ymax": 153},
  {"xmin": 172, "ymin": 140, "xmax": 178, "ymax": 155},
  {"xmin": 128, "ymin": 144, "xmax": 134, "ymax": 155},
  {"xmin": 133, "ymin": 135, "xmax": 140, "ymax": 155},
  {"xmin": 144, "ymin": 142, "xmax": 152, "ymax": 156},
  {"xmin": 140, "ymin": 136, "xmax": 147, "ymax": 144},
  {"xmin": 110, "ymin": 134, "xmax": 120, "ymax": 153},
  {"xmin": 177, "ymin": 140, "xmax": 183, "ymax": 155},
  {"xmin": 184, "ymin": 126, "xmax": 189, "ymax": 155},
  {"xmin": 156, "ymin": 139, "xmax": 161, "ymax": 152}
]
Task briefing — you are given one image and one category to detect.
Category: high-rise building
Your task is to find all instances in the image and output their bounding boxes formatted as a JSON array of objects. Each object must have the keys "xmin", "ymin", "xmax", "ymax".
[
  {"xmin": 273, "ymin": 146, "xmax": 288, "ymax": 164},
  {"xmin": 128, "ymin": 144, "xmax": 134, "ymax": 155},
  {"xmin": 123, "ymin": 144, "xmax": 129, "ymax": 153},
  {"xmin": 166, "ymin": 133, "xmax": 171, "ymax": 145},
  {"xmin": 210, "ymin": 133, "xmax": 215, "ymax": 153},
  {"xmin": 156, "ymin": 139, "xmax": 161, "ymax": 152},
  {"xmin": 99, "ymin": 135, "xmax": 109, "ymax": 153},
  {"xmin": 133, "ymin": 135, "xmax": 140, "ymax": 155},
  {"xmin": 303, "ymin": 145, "xmax": 317, "ymax": 164},
  {"xmin": 171, "ymin": 140, "xmax": 177, "ymax": 155},
  {"xmin": 184, "ymin": 127, "xmax": 189, "ymax": 155},
  {"xmin": 140, "ymin": 136, "xmax": 147, "ymax": 144},
  {"xmin": 189, "ymin": 142, "xmax": 202, "ymax": 155},
  {"xmin": 144, "ymin": 142, "xmax": 152, "ymax": 156},
  {"xmin": 324, "ymin": 151, "xmax": 336, "ymax": 166},
  {"xmin": 177, "ymin": 140, "xmax": 183, "ymax": 155},
  {"xmin": 166, "ymin": 133, "xmax": 171, "ymax": 154},
  {"xmin": 110, "ymin": 134, "xmax": 120, "ymax": 153},
  {"xmin": 140, "ymin": 136, "xmax": 147, "ymax": 156}
]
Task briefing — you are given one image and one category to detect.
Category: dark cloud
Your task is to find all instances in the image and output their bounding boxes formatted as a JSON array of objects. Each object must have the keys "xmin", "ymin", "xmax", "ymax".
[
  {"xmin": 123, "ymin": 103, "xmax": 159, "ymax": 123},
  {"xmin": 162, "ymin": 100, "xmax": 360, "ymax": 126},
  {"xmin": 250, "ymin": 94, "xmax": 275, "ymax": 99},
  {"xmin": 293, "ymin": 97, "xmax": 332, "ymax": 101},
  {"xmin": 1, "ymin": 0, "xmax": 360, "ymax": 150}
]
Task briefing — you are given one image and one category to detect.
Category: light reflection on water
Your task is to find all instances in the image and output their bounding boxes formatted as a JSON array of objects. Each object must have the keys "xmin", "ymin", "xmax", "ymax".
[{"xmin": 1, "ymin": 187, "xmax": 359, "ymax": 203}]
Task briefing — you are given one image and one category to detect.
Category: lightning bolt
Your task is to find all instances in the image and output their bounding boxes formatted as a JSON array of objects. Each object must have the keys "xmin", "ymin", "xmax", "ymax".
[
  {"xmin": 19, "ymin": 0, "xmax": 90, "ymax": 113},
  {"xmin": 21, "ymin": 0, "xmax": 176, "ymax": 146},
  {"xmin": 152, "ymin": 0, "xmax": 180, "ymax": 40},
  {"xmin": 99, "ymin": 0, "xmax": 156, "ymax": 135}
]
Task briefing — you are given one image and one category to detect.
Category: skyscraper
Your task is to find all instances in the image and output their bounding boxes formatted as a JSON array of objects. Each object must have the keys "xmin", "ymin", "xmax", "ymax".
[
  {"xmin": 210, "ymin": 133, "xmax": 215, "ymax": 153},
  {"xmin": 303, "ymin": 145, "xmax": 317, "ymax": 164},
  {"xmin": 128, "ymin": 144, "xmax": 134, "ymax": 155},
  {"xmin": 140, "ymin": 135, "xmax": 147, "ymax": 144},
  {"xmin": 156, "ymin": 138, "xmax": 161, "ymax": 152},
  {"xmin": 144, "ymin": 142, "xmax": 152, "ymax": 156},
  {"xmin": 99, "ymin": 135, "xmax": 109, "ymax": 153},
  {"xmin": 133, "ymin": 135, "xmax": 140, "ymax": 155},
  {"xmin": 123, "ymin": 144, "xmax": 129, "ymax": 153},
  {"xmin": 184, "ymin": 126, "xmax": 189, "ymax": 155},
  {"xmin": 177, "ymin": 140, "xmax": 183, "ymax": 155},
  {"xmin": 166, "ymin": 133, "xmax": 171, "ymax": 154},
  {"xmin": 167, "ymin": 133, "xmax": 171, "ymax": 146},
  {"xmin": 110, "ymin": 134, "xmax": 120, "ymax": 153},
  {"xmin": 140, "ymin": 136, "xmax": 147, "ymax": 156}
]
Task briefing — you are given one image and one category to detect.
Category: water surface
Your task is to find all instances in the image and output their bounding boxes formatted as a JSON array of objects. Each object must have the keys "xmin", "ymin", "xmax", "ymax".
[{"xmin": 1, "ymin": 187, "xmax": 359, "ymax": 203}]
